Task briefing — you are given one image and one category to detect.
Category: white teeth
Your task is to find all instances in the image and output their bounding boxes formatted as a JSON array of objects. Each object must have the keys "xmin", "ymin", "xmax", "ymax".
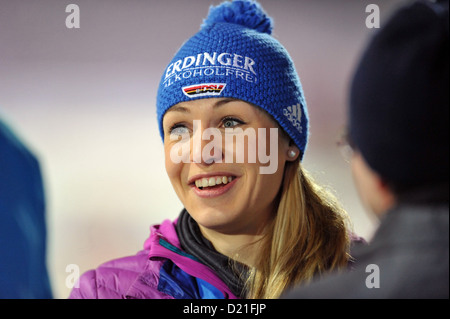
[{"xmin": 193, "ymin": 176, "xmax": 235, "ymax": 189}]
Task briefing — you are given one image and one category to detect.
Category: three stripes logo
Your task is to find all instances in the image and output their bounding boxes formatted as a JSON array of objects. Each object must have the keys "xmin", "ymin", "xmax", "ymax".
[
  {"xmin": 182, "ymin": 83, "xmax": 226, "ymax": 98},
  {"xmin": 283, "ymin": 103, "xmax": 303, "ymax": 133}
]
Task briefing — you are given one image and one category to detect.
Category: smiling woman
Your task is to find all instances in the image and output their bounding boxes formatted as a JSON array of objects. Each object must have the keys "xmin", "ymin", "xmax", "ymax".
[
  {"xmin": 163, "ymin": 98, "xmax": 288, "ymax": 241},
  {"xmin": 69, "ymin": 0, "xmax": 360, "ymax": 300}
]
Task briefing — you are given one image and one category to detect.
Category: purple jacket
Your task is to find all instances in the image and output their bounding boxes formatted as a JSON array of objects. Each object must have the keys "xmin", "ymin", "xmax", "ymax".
[{"xmin": 69, "ymin": 219, "xmax": 238, "ymax": 299}]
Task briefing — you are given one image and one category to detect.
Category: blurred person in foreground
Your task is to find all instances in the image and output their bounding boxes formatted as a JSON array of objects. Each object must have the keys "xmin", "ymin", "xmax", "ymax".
[
  {"xmin": 0, "ymin": 117, "xmax": 53, "ymax": 298},
  {"xmin": 283, "ymin": 0, "xmax": 449, "ymax": 299}
]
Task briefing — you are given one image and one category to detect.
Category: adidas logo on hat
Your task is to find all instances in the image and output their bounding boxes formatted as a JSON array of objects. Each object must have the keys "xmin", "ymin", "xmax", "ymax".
[{"xmin": 283, "ymin": 103, "xmax": 303, "ymax": 133}]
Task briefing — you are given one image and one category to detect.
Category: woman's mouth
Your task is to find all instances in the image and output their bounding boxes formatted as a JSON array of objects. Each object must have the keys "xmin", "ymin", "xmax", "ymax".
[
  {"xmin": 190, "ymin": 175, "xmax": 237, "ymax": 198},
  {"xmin": 194, "ymin": 175, "xmax": 236, "ymax": 189}
]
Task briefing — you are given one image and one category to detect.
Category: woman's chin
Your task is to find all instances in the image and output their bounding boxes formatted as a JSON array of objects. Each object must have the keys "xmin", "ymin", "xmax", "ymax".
[{"xmin": 188, "ymin": 207, "xmax": 240, "ymax": 232}]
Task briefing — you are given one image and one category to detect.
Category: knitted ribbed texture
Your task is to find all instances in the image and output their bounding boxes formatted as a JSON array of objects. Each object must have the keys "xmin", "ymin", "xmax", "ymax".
[{"xmin": 156, "ymin": 0, "xmax": 309, "ymax": 158}]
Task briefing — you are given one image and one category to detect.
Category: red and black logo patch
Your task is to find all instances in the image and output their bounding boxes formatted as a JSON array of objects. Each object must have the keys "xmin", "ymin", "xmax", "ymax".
[{"xmin": 182, "ymin": 83, "xmax": 226, "ymax": 98}]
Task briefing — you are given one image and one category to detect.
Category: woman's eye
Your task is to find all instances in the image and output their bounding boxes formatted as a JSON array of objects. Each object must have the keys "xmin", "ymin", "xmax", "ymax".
[
  {"xmin": 222, "ymin": 117, "xmax": 244, "ymax": 128},
  {"xmin": 169, "ymin": 124, "xmax": 189, "ymax": 135}
]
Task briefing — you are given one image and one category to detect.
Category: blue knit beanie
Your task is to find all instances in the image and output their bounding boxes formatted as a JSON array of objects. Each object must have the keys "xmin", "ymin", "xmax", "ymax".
[{"xmin": 156, "ymin": 0, "xmax": 309, "ymax": 159}]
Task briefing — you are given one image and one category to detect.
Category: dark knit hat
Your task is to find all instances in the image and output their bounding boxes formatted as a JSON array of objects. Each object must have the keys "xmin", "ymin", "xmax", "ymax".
[{"xmin": 349, "ymin": 0, "xmax": 449, "ymax": 190}]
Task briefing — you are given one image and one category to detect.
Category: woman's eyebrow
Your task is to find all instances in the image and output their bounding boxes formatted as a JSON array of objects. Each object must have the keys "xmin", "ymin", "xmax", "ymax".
[
  {"xmin": 213, "ymin": 98, "xmax": 238, "ymax": 109},
  {"xmin": 166, "ymin": 98, "xmax": 238, "ymax": 115},
  {"xmin": 166, "ymin": 104, "xmax": 189, "ymax": 114}
]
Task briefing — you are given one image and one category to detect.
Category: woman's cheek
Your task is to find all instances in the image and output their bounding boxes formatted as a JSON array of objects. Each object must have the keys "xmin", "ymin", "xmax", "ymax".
[{"xmin": 164, "ymin": 141, "xmax": 184, "ymax": 181}]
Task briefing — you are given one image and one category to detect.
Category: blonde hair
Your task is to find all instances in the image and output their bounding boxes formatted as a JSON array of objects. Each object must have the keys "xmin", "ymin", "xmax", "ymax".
[{"xmin": 244, "ymin": 159, "xmax": 352, "ymax": 299}]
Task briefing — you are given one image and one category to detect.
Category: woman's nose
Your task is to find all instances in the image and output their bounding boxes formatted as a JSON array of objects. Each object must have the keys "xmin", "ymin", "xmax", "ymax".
[{"xmin": 190, "ymin": 123, "xmax": 223, "ymax": 165}]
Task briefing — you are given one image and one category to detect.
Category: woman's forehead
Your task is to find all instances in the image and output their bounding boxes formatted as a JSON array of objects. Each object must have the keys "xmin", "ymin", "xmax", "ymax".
[{"xmin": 168, "ymin": 98, "xmax": 243, "ymax": 112}]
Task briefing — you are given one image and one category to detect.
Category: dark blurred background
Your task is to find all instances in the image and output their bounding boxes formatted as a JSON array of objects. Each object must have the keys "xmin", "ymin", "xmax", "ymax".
[{"xmin": 0, "ymin": 0, "xmax": 403, "ymax": 298}]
